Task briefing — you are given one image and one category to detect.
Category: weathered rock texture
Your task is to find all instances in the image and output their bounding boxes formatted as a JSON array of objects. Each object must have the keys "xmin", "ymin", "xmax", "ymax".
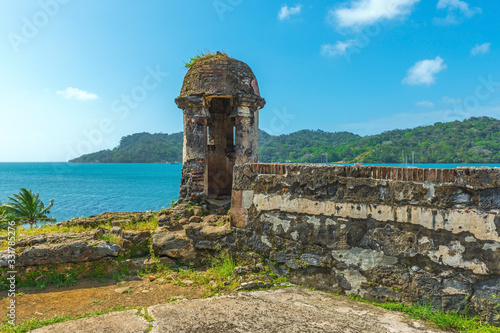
[
  {"xmin": 176, "ymin": 54, "xmax": 265, "ymax": 201},
  {"xmin": 151, "ymin": 223, "xmax": 234, "ymax": 265},
  {"xmin": 231, "ymin": 163, "xmax": 500, "ymax": 322},
  {"xmin": 31, "ymin": 309, "xmax": 148, "ymax": 333},
  {"xmin": 148, "ymin": 287, "xmax": 444, "ymax": 333},
  {"xmin": 179, "ymin": 54, "xmax": 260, "ymax": 98},
  {"xmin": 60, "ymin": 211, "xmax": 154, "ymax": 228},
  {"xmin": 29, "ymin": 288, "xmax": 444, "ymax": 333},
  {"xmin": 0, "ymin": 204, "xmax": 235, "ymax": 284}
]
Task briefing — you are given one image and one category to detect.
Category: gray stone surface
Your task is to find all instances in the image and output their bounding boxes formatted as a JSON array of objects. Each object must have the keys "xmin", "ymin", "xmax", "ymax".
[
  {"xmin": 110, "ymin": 226, "xmax": 123, "ymax": 235},
  {"xmin": 474, "ymin": 277, "xmax": 500, "ymax": 302},
  {"xmin": 31, "ymin": 309, "xmax": 148, "ymax": 333},
  {"xmin": 331, "ymin": 247, "xmax": 398, "ymax": 271},
  {"xmin": 148, "ymin": 288, "xmax": 444, "ymax": 333},
  {"xmin": 8, "ymin": 240, "xmax": 121, "ymax": 267},
  {"xmin": 151, "ymin": 230, "xmax": 195, "ymax": 259}
]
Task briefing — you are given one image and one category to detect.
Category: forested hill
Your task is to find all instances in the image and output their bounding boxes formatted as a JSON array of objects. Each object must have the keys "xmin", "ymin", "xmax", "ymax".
[
  {"xmin": 70, "ymin": 132, "xmax": 183, "ymax": 163},
  {"xmin": 259, "ymin": 130, "xmax": 360, "ymax": 162},
  {"xmin": 334, "ymin": 117, "xmax": 500, "ymax": 163},
  {"xmin": 69, "ymin": 117, "xmax": 500, "ymax": 164}
]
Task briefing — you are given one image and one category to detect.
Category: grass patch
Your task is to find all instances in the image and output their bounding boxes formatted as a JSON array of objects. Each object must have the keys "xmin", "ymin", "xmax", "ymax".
[
  {"xmin": 1, "ymin": 223, "xmax": 99, "ymax": 240},
  {"xmin": 184, "ymin": 51, "xmax": 228, "ymax": 69},
  {"xmin": 96, "ymin": 233, "xmax": 122, "ymax": 245},
  {"xmin": 1, "ymin": 260, "xmax": 133, "ymax": 291},
  {"xmin": 349, "ymin": 295, "xmax": 500, "ymax": 333},
  {"xmin": 136, "ymin": 251, "xmax": 242, "ymax": 297},
  {"xmin": 0, "ymin": 306, "xmax": 129, "ymax": 333},
  {"xmin": 206, "ymin": 251, "xmax": 236, "ymax": 280},
  {"xmin": 0, "ymin": 216, "xmax": 159, "ymax": 250},
  {"xmin": 12, "ymin": 270, "xmax": 79, "ymax": 291},
  {"xmin": 122, "ymin": 216, "xmax": 158, "ymax": 231}
]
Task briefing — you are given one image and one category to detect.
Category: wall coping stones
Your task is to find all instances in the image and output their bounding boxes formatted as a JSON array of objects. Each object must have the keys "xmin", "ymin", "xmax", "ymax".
[{"xmin": 248, "ymin": 163, "xmax": 500, "ymax": 187}]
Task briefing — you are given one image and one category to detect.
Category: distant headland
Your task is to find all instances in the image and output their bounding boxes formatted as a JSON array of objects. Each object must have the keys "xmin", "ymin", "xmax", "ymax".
[{"xmin": 69, "ymin": 116, "xmax": 500, "ymax": 164}]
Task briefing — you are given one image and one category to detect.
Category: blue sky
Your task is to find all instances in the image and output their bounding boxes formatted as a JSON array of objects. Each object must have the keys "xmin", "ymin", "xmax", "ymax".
[{"xmin": 0, "ymin": 0, "xmax": 499, "ymax": 162}]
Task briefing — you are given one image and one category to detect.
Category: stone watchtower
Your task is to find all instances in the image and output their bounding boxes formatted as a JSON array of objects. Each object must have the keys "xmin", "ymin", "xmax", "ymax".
[{"xmin": 175, "ymin": 53, "xmax": 265, "ymax": 201}]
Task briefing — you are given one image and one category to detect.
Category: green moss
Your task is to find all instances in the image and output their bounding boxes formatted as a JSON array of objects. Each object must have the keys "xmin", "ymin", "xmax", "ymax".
[{"xmin": 184, "ymin": 51, "xmax": 228, "ymax": 69}]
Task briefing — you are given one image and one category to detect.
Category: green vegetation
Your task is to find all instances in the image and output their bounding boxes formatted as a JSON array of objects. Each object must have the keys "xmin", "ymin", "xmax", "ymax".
[
  {"xmin": 1, "ymin": 189, "xmax": 54, "ymax": 228},
  {"xmin": 333, "ymin": 117, "xmax": 500, "ymax": 163},
  {"xmin": 0, "ymin": 203, "xmax": 13, "ymax": 229},
  {"xmin": 69, "ymin": 132, "xmax": 183, "ymax": 163},
  {"xmin": 135, "ymin": 250, "xmax": 240, "ymax": 297},
  {"xmin": 69, "ymin": 117, "xmax": 500, "ymax": 164},
  {"xmin": 207, "ymin": 251, "xmax": 237, "ymax": 280},
  {"xmin": 0, "ymin": 215, "xmax": 158, "ymax": 240},
  {"xmin": 258, "ymin": 129, "xmax": 360, "ymax": 163},
  {"xmin": 349, "ymin": 295, "xmax": 500, "ymax": 333},
  {"xmin": 18, "ymin": 270, "xmax": 78, "ymax": 291},
  {"xmin": 184, "ymin": 51, "xmax": 228, "ymax": 69},
  {"xmin": 96, "ymin": 233, "xmax": 123, "ymax": 245}
]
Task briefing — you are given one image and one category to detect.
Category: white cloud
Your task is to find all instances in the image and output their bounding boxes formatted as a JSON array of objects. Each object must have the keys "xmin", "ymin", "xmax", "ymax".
[
  {"xmin": 433, "ymin": 0, "xmax": 481, "ymax": 25},
  {"xmin": 321, "ymin": 40, "xmax": 356, "ymax": 56},
  {"xmin": 471, "ymin": 43, "xmax": 491, "ymax": 56},
  {"xmin": 57, "ymin": 87, "xmax": 99, "ymax": 101},
  {"xmin": 415, "ymin": 100, "xmax": 434, "ymax": 108},
  {"xmin": 329, "ymin": 0, "xmax": 420, "ymax": 29},
  {"xmin": 402, "ymin": 56, "xmax": 447, "ymax": 86},
  {"xmin": 336, "ymin": 104, "xmax": 500, "ymax": 136},
  {"xmin": 442, "ymin": 96, "xmax": 462, "ymax": 104},
  {"xmin": 278, "ymin": 5, "xmax": 302, "ymax": 20}
]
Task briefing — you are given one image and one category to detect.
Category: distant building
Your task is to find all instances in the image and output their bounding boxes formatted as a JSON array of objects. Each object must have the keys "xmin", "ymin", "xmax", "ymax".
[{"xmin": 176, "ymin": 53, "xmax": 265, "ymax": 201}]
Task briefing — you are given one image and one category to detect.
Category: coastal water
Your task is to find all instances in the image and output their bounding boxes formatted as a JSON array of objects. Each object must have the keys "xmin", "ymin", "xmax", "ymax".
[
  {"xmin": 1, "ymin": 162, "xmax": 499, "ymax": 222},
  {"xmin": 0, "ymin": 163, "xmax": 182, "ymax": 222}
]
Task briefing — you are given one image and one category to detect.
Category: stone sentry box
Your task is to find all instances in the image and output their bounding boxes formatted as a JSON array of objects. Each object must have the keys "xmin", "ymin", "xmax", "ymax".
[{"xmin": 176, "ymin": 54, "xmax": 265, "ymax": 201}]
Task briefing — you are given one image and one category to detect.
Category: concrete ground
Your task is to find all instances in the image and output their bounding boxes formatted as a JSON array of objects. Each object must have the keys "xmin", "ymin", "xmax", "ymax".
[{"xmin": 32, "ymin": 287, "xmax": 447, "ymax": 333}]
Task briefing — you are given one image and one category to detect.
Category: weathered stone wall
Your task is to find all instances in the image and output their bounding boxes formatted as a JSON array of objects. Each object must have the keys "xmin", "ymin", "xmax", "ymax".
[{"xmin": 231, "ymin": 163, "xmax": 500, "ymax": 321}]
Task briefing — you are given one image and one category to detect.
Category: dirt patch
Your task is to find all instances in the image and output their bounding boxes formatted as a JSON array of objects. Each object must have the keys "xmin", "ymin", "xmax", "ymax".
[{"xmin": 0, "ymin": 276, "xmax": 206, "ymax": 322}]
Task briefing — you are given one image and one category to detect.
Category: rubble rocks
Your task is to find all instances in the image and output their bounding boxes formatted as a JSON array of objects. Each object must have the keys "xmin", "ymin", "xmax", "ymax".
[
  {"xmin": 151, "ymin": 230, "xmax": 196, "ymax": 260},
  {"xmin": 151, "ymin": 222, "xmax": 234, "ymax": 263},
  {"xmin": 237, "ymin": 281, "xmax": 271, "ymax": 290},
  {"xmin": 61, "ymin": 211, "xmax": 154, "ymax": 228},
  {"xmin": 1, "ymin": 240, "xmax": 122, "ymax": 267}
]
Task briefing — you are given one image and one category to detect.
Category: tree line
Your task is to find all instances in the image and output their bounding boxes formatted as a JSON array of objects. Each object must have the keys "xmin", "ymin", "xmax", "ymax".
[{"xmin": 70, "ymin": 117, "xmax": 500, "ymax": 164}]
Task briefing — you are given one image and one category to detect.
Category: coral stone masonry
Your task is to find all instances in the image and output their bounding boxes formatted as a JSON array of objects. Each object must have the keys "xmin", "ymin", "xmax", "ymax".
[
  {"xmin": 230, "ymin": 163, "xmax": 500, "ymax": 322},
  {"xmin": 176, "ymin": 54, "xmax": 265, "ymax": 201}
]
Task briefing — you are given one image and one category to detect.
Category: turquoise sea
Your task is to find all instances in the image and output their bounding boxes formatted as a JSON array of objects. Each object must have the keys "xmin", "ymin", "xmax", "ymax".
[
  {"xmin": 0, "ymin": 163, "xmax": 182, "ymax": 222},
  {"xmin": 0, "ymin": 162, "xmax": 499, "ymax": 222}
]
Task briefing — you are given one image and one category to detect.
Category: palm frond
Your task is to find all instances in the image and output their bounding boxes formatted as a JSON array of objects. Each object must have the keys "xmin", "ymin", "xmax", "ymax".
[{"xmin": 3, "ymin": 189, "xmax": 55, "ymax": 228}]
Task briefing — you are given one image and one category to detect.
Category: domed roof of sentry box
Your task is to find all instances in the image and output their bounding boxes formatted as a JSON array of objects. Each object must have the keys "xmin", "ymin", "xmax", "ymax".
[{"xmin": 178, "ymin": 52, "xmax": 262, "ymax": 98}]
